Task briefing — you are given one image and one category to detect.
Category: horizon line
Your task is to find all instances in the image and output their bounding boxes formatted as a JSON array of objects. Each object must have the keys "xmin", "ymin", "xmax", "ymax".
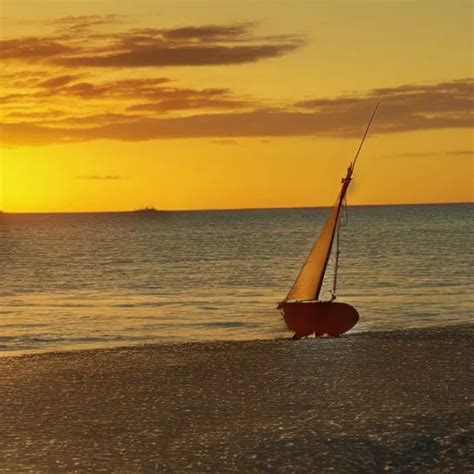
[{"xmin": 1, "ymin": 201, "xmax": 472, "ymax": 214}]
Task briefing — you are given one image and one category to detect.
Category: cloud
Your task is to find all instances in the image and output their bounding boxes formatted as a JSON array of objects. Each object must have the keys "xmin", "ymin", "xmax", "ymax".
[
  {"xmin": 158, "ymin": 24, "xmax": 254, "ymax": 41},
  {"xmin": 1, "ymin": 73, "xmax": 254, "ymax": 115},
  {"xmin": 36, "ymin": 77, "xmax": 172, "ymax": 99},
  {"xmin": 48, "ymin": 113, "xmax": 139, "ymax": 127},
  {"xmin": 0, "ymin": 21, "xmax": 303, "ymax": 68},
  {"xmin": 450, "ymin": 149, "xmax": 474, "ymax": 156},
  {"xmin": 0, "ymin": 37, "xmax": 77, "ymax": 60},
  {"xmin": 48, "ymin": 14, "xmax": 123, "ymax": 33},
  {"xmin": 386, "ymin": 149, "xmax": 474, "ymax": 158},
  {"xmin": 127, "ymin": 95, "xmax": 253, "ymax": 112},
  {"xmin": 0, "ymin": 70, "xmax": 53, "ymax": 87},
  {"xmin": 0, "ymin": 122, "xmax": 78, "ymax": 146},
  {"xmin": 4, "ymin": 109, "xmax": 66, "ymax": 121},
  {"xmin": 70, "ymin": 109, "xmax": 375, "ymax": 141},
  {"xmin": 385, "ymin": 152, "xmax": 442, "ymax": 158},
  {"xmin": 1, "ymin": 79, "xmax": 472, "ymax": 146},
  {"xmin": 295, "ymin": 79, "xmax": 474, "ymax": 134},
  {"xmin": 74, "ymin": 175, "xmax": 126, "ymax": 180},
  {"xmin": 37, "ymin": 74, "xmax": 84, "ymax": 89},
  {"xmin": 55, "ymin": 44, "xmax": 301, "ymax": 68},
  {"xmin": 210, "ymin": 139, "xmax": 239, "ymax": 145}
]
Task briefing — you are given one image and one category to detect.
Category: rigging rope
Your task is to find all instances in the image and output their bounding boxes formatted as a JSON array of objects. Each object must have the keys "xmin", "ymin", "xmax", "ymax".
[{"xmin": 330, "ymin": 197, "xmax": 348, "ymax": 301}]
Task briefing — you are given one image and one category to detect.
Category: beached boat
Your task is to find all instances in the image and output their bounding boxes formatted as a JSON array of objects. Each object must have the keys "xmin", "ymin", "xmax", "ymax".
[{"xmin": 279, "ymin": 104, "xmax": 379, "ymax": 338}]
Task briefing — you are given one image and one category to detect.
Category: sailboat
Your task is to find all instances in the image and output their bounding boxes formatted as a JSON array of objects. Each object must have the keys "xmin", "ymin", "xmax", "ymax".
[{"xmin": 279, "ymin": 104, "xmax": 379, "ymax": 339}]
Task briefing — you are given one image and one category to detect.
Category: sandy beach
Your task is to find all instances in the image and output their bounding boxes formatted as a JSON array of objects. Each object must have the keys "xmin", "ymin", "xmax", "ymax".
[{"xmin": 0, "ymin": 324, "xmax": 472, "ymax": 472}]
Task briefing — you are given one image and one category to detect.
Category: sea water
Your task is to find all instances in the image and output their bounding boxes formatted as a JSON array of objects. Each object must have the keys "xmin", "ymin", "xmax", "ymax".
[{"xmin": 1, "ymin": 204, "xmax": 472, "ymax": 355}]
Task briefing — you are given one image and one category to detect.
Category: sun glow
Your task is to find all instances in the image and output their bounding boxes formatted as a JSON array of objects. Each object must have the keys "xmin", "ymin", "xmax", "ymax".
[{"xmin": 0, "ymin": 1, "xmax": 472, "ymax": 212}]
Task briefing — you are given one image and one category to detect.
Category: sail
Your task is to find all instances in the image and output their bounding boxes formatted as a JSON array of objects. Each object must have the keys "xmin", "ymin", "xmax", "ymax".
[
  {"xmin": 283, "ymin": 103, "xmax": 379, "ymax": 303},
  {"xmin": 284, "ymin": 167, "xmax": 352, "ymax": 302}
]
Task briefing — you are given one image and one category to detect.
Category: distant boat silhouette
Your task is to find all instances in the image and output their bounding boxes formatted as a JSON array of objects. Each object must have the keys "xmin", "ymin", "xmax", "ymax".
[
  {"xmin": 278, "ymin": 103, "xmax": 379, "ymax": 339},
  {"xmin": 132, "ymin": 205, "xmax": 161, "ymax": 214}
]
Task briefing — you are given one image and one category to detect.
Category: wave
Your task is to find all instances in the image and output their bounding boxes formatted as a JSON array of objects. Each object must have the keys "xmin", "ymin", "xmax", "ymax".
[{"xmin": 0, "ymin": 334, "xmax": 156, "ymax": 349}]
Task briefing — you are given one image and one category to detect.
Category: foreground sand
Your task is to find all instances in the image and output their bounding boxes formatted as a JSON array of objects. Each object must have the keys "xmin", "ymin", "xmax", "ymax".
[{"xmin": 0, "ymin": 325, "xmax": 472, "ymax": 472}]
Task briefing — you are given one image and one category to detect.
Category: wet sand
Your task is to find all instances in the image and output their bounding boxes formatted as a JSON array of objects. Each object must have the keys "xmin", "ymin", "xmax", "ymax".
[{"xmin": 0, "ymin": 325, "xmax": 472, "ymax": 472}]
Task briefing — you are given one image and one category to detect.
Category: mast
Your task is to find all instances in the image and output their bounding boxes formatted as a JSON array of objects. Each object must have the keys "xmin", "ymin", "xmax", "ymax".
[
  {"xmin": 330, "ymin": 213, "xmax": 342, "ymax": 301},
  {"xmin": 284, "ymin": 103, "xmax": 379, "ymax": 303},
  {"xmin": 352, "ymin": 103, "xmax": 379, "ymax": 171},
  {"xmin": 329, "ymin": 102, "xmax": 379, "ymax": 300}
]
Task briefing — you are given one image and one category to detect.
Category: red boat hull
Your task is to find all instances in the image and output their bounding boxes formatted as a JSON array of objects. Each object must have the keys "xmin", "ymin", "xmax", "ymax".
[{"xmin": 280, "ymin": 301, "xmax": 359, "ymax": 338}]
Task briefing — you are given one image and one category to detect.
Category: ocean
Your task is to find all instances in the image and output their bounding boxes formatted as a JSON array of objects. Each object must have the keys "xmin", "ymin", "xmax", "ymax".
[{"xmin": 1, "ymin": 203, "xmax": 472, "ymax": 355}]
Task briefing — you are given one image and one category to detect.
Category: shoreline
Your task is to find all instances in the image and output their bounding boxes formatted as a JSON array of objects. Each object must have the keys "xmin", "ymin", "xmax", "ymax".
[
  {"xmin": 1, "ymin": 323, "xmax": 472, "ymax": 471},
  {"xmin": 1, "ymin": 322, "xmax": 471, "ymax": 360}
]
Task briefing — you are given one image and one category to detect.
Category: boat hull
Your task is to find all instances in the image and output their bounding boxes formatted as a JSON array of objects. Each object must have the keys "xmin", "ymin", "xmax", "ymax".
[{"xmin": 280, "ymin": 301, "xmax": 359, "ymax": 338}]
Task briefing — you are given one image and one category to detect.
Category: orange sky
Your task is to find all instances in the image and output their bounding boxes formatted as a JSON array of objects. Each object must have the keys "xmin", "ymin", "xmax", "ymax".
[{"xmin": 0, "ymin": 0, "xmax": 473, "ymax": 212}]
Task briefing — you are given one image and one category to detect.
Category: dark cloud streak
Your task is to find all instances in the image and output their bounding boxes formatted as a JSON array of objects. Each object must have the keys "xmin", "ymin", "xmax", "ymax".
[
  {"xmin": 37, "ymin": 74, "xmax": 84, "ymax": 89},
  {"xmin": 0, "ymin": 21, "xmax": 303, "ymax": 68},
  {"xmin": 386, "ymin": 149, "xmax": 474, "ymax": 158},
  {"xmin": 48, "ymin": 14, "xmax": 123, "ymax": 33},
  {"xmin": 451, "ymin": 149, "xmax": 474, "ymax": 156},
  {"xmin": 0, "ymin": 37, "xmax": 77, "ymax": 60},
  {"xmin": 55, "ymin": 43, "xmax": 300, "ymax": 68},
  {"xmin": 296, "ymin": 79, "xmax": 473, "ymax": 135},
  {"xmin": 3, "ymin": 74, "xmax": 254, "ymax": 114},
  {"xmin": 74, "ymin": 175, "xmax": 126, "ymax": 180}
]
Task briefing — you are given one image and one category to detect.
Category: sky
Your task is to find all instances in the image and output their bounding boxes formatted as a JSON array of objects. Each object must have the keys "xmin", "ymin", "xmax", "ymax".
[{"xmin": 0, "ymin": 0, "xmax": 472, "ymax": 212}]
